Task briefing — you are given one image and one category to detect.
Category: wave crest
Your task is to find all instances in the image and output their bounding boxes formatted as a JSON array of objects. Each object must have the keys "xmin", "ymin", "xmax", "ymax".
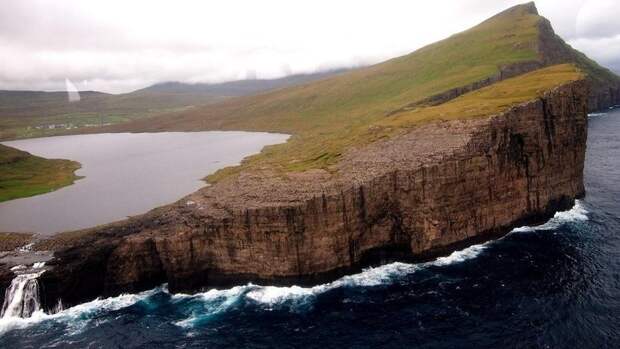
[{"xmin": 512, "ymin": 200, "xmax": 588, "ymax": 233}]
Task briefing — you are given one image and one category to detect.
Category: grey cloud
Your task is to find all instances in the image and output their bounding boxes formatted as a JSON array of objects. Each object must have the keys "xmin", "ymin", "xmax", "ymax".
[{"xmin": 574, "ymin": 0, "xmax": 620, "ymax": 39}]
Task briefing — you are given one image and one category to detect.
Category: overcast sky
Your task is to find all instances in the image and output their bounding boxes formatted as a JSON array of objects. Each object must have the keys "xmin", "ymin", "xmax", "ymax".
[{"xmin": 1, "ymin": 0, "xmax": 618, "ymax": 93}]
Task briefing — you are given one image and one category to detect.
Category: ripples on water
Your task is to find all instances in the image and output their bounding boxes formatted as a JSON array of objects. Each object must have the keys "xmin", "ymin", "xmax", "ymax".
[{"xmin": 1, "ymin": 110, "xmax": 619, "ymax": 348}]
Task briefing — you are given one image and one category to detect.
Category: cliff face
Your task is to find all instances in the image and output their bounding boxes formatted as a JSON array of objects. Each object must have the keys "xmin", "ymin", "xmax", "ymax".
[
  {"xmin": 587, "ymin": 84, "xmax": 620, "ymax": 112},
  {"xmin": 32, "ymin": 80, "xmax": 588, "ymax": 310}
]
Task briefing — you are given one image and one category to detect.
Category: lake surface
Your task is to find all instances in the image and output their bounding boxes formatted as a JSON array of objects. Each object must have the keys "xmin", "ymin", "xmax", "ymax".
[
  {"xmin": 0, "ymin": 132, "xmax": 288, "ymax": 234},
  {"xmin": 1, "ymin": 110, "xmax": 620, "ymax": 348}
]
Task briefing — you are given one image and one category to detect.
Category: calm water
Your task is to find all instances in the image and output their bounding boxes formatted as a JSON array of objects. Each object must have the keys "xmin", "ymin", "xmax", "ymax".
[
  {"xmin": 0, "ymin": 132, "xmax": 288, "ymax": 234},
  {"xmin": 1, "ymin": 110, "xmax": 619, "ymax": 348}
]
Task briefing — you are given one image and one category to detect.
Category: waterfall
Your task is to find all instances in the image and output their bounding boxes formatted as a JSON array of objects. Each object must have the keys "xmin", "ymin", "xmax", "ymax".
[{"xmin": 1, "ymin": 264, "xmax": 45, "ymax": 318}]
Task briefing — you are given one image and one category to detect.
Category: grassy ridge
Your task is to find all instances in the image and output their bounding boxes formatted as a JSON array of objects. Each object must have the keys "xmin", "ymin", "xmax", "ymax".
[
  {"xmin": 0, "ymin": 144, "xmax": 81, "ymax": 202},
  {"xmin": 377, "ymin": 64, "xmax": 583, "ymax": 128}
]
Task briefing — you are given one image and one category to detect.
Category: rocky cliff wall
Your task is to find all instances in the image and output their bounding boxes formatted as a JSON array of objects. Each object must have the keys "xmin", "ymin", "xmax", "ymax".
[
  {"xmin": 588, "ymin": 85, "xmax": 620, "ymax": 112},
  {"xmin": 27, "ymin": 80, "xmax": 588, "ymax": 310}
]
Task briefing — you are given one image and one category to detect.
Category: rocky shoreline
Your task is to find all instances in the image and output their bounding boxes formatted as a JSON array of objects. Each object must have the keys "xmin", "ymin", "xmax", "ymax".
[{"xmin": 0, "ymin": 79, "xmax": 588, "ymax": 311}]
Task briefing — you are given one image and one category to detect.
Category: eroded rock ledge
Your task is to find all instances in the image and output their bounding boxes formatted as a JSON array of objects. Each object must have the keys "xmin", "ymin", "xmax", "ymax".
[{"xmin": 1, "ymin": 80, "xmax": 588, "ymax": 310}]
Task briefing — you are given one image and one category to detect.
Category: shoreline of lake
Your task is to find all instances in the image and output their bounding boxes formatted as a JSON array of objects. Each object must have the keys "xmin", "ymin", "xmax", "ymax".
[{"xmin": 0, "ymin": 131, "xmax": 289, "ymax": 235}]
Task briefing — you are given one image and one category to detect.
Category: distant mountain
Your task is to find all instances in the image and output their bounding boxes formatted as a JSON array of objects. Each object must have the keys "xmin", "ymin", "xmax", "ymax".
[
  {"xmin": 0, "ymin": 69, "xmax": 348, "ymax": 140},
  {"xmin": 136, "ymin": 69, "xmax": 349, "ymax": 96}
]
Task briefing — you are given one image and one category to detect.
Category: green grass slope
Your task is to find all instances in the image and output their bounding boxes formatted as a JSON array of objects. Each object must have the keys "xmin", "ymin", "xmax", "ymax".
[{"xmin": 0, "ymin": 144, "xmax": 81, "ymax": 202}]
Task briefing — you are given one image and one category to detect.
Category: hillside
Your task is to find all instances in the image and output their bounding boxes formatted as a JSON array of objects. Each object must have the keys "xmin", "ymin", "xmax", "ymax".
[
  {"xmin": 0, "ymin": 70, "xmax": 346, "ymax": 141},
  {"xmin": 0, "ymin": 144, "xmax": 81, "ymax": 202},
  {"xmin": 107, "ymin": 2, "xmax": 613, "ymax": 178}
]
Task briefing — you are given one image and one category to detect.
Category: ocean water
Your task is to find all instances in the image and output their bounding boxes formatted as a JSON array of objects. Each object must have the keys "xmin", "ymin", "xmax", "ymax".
[{"xmin": 1, "ymin": 109, "xmax": 619, "ymax": 348}]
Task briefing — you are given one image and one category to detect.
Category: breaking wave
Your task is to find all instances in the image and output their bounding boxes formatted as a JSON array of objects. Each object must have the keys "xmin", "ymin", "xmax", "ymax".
[
  {"xmin": 588, "ymin": 112, "xmax": 607, "ymax": 118},
  {"xmin": 172, "ymin": 243, "xmax": 490, "ymax": 328},
  {"xmin": 511, "ymin": 200, "xmax": 588, "ymax": 233},
  {"xmin": 0, "ymin": 201, "xmax": 589, "ymax": 333}
]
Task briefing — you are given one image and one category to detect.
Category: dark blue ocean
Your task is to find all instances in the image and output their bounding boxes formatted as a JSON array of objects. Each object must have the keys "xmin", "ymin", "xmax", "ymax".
[{"xmin": 1, "ymin": 109, "xmax": 619, "ymax": 348}]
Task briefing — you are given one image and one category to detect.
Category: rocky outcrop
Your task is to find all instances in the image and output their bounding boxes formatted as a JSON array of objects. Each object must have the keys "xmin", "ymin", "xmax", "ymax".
[{"xmin": 28, "ymin": 79, "xmax": 588, "ymax": 310}]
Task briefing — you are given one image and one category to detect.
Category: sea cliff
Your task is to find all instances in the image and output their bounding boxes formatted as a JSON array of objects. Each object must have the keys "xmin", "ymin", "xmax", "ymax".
[{"xmin": 8, "ymin": 79, "xmax": 587, "ymax": 311}]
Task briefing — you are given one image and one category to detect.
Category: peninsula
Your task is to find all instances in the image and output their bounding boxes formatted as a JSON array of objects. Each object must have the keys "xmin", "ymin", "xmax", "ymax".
[{"xmin": 1, "ymin": 2, "xmax": 618, "ymax": 312}]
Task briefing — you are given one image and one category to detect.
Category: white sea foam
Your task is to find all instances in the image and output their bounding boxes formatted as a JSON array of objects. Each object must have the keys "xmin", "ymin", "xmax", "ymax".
[
  {"xmin": 174, "ymin": 245, "xmax": 490, "ymax": 327},
  {"xmin": 510, "ymin": 200, "xmax": 588, "ymax": 233},
  {"xmin": 553, "ymin": 200, "xmax": 588, "ymax": 222},
  {"xmin": 431, "ymin": 243, "xmax": 489, "ymax": 266}
]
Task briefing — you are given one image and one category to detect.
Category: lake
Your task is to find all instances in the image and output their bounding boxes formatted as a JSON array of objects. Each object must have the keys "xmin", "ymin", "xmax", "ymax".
[{"xmin": 0, "ymin": 132, "xmax": 288, "ymax": 235}]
